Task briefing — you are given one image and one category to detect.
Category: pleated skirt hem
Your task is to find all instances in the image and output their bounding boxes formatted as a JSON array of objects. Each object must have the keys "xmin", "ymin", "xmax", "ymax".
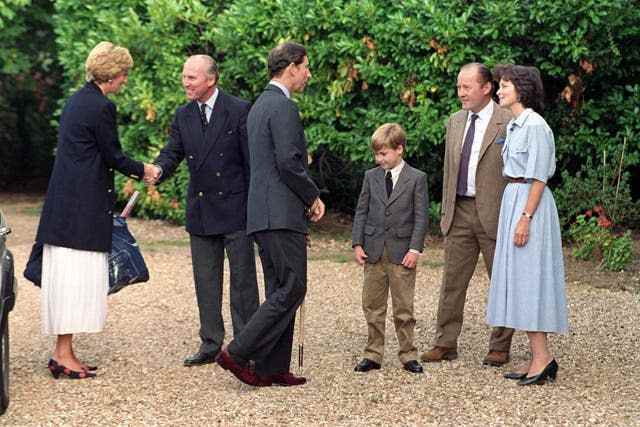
[{"xmin": 41, "ymin": 244, "xmax": 109, "ymax": 336}]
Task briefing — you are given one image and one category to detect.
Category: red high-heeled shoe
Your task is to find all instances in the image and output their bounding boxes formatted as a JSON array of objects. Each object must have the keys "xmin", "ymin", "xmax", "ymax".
[{"xmin": 48, "ymin": 359, "xmax": 96, "ymax": 379}]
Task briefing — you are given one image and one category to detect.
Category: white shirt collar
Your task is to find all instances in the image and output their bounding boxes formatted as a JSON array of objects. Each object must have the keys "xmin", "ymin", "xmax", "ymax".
[
  {"xmin": 468, "ymin": 100, "xmax": 493, "ymax": 123},
  {"xmin": 269, "ymin": 80, "xmax": 291, "ymax": 99},
  {"xmin": 197, "ymin": 87, "xmax": 219, "ymax": 112},
  {"xmin": 387, "ymin": 159, "xmax": 405, "ymax": 185}
]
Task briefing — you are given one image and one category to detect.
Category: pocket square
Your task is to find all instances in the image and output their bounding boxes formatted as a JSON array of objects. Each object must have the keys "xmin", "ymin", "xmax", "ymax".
[{"xmin": 496, "ymin": 137, "xmax": 506, "ymax": 145}]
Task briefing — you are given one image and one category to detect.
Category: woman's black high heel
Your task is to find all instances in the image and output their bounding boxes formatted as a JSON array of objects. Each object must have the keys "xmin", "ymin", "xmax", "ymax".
[
  {"xmin": 48, "ymin": 359, "xmax": 96, "ymax": 380},
  {"xmin": 518, "ymin": 359, "xmax": 558, "ymax": 386},
  {"xmin": 504, "ymin": 371, "xmax": 527, "ymax": 380}
]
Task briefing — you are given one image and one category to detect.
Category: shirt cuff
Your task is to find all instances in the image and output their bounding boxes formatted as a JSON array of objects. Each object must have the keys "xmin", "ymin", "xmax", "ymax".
[
  {"xmin": 409, "ymin": 249, "xmax": 421, "ymax": 255},
  {"xmin": 153, "ymin": 164, "xmax": 164, "ymax": 178}
]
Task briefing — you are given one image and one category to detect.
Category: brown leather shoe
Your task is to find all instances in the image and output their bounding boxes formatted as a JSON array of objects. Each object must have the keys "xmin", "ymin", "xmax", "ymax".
[
  {"xmin": 483, "ymin": 350, "xmax": 509, "ymax": 367},
  {"xmin": 420, "ymin": 346, "xmax": 458, "ymax": 362}
]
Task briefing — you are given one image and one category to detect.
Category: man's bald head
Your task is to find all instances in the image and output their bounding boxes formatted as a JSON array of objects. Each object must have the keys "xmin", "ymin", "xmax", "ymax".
[{"xmin": 186, "ymin": 55, "xmax": 219, "ymax": 79}]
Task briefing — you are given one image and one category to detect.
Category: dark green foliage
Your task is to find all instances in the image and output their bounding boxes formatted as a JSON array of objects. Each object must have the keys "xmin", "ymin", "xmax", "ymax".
[
  {"xmin": 47, "ymin": 0, "xmax": 639, "ymax": 228},
  {"xmin": 0, "ymin": 0, "xmax": 61, "ymax": 188},
  {"xmin": 554, "ymin": 156, "xmax": 640, "ymax": 230},
  {"xmin": 570, "ymin": 215, "xmax": 634, "ymax": 271}
]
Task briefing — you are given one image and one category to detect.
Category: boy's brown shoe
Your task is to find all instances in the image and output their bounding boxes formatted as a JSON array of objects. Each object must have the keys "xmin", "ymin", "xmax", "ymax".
[{"xmin": 420, "ymin": 346, "xmax": 458, "ymax": 362}]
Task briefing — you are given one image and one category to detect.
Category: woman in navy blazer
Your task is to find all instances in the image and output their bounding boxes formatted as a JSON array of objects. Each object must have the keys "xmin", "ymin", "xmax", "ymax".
[{"xmin": 35, "ymin": 42, "xmax": 152, "ymax": 379}]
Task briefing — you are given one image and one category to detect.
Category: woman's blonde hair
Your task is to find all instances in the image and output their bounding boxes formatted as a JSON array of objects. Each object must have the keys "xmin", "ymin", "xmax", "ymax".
[{"xmin": 85, "ymin": 41, "xmax": 133, "ymax": 83}]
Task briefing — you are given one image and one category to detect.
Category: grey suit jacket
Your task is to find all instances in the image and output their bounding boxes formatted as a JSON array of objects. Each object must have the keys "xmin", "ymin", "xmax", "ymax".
[
  {"xmin": 246, "ymin": 84, "xmax": 319, "ymax": 235},
  {"xmin": 440, "ymin": 102, "xmax": 512, "ymax": 239},
  {"xmin": 352, "ymin": 163, "xmax": 428, "ymax": 264}
]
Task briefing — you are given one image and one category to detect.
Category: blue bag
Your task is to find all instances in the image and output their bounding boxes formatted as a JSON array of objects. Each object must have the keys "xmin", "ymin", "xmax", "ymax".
[
  {"xmin": 23, "ymin": 216, "xmax": 149, "ymax": 295},
  {"xmin": 107, "ymin": 215, "xmax": 149, "ymax": 294}
]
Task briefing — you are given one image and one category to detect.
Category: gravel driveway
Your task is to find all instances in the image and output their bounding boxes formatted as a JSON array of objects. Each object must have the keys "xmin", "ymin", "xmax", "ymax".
[{"xmin": 0, "ymin": 194, "xmax": 638, "ymax": 426}]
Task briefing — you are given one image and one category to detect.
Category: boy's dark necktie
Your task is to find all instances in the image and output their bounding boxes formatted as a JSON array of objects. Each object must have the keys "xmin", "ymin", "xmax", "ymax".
[{"xmin": 385, "ymin": 171, "xmax": 393, "ymax": 197}]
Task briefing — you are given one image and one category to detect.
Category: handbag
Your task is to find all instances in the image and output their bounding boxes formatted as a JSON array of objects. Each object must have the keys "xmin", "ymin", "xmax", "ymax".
[{"xmin": 23, "ymin": 191, "xmax": 149, "ymax": 294}]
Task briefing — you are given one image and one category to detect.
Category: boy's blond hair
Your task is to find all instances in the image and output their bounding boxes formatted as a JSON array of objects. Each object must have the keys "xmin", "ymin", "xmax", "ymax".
[{"xmin": 371, "ymin": 123, "xmax": 406, "ymax": 151}]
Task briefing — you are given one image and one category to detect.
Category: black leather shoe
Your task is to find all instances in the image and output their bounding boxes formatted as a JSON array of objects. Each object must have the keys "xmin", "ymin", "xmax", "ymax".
[
  {"xmin": 184, "ymin": 349, "xmax": 219, "ymax": 366},
  {"xmin": 503, "ymin": 371, "xmax": 527, "ymax": 380},
  {"xmin": 354, "ymin": 358, "xmax": 381, "ymax": 372},
  {"xmin": 518, "ymin": 359, "xmax": 558, "ymax": 386},
  {"xmin": 403, "ymin": 360, "xmax": 424, "ymax": 374}
]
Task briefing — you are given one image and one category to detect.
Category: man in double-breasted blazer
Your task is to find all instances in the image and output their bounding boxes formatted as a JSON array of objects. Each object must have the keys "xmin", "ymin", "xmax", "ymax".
[
  {"xmin": 151, "ymin": 55, "xmax": 259, "ymax": 367},
  {"xmin": 421, "ymin": 63, "xmax": 515, "ymax": 366},
  {"xmin": 216, "ymin": 42, "xmax": 325, "ymax": 387}
]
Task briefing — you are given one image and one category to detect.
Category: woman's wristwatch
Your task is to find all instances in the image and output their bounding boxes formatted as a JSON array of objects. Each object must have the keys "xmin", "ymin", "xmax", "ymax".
[{"xmin": 522, "ymin": 212, "xmax": 533, "ymax": 220}]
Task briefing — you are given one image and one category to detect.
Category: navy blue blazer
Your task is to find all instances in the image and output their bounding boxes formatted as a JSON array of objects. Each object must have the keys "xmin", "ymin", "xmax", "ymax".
[
  {"xmin": 154, "ymin": 90, "xmax": 252, "ymax": 236},
  {"xmin": 35, "ymin": 82, "xmax": 144, "ymax": 252}
]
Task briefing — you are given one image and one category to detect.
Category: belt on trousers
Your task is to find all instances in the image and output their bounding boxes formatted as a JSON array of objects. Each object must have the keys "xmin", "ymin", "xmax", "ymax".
[
  {"xmin": 506, "ymin": 177, "xmax": 530, "ymax": 183},
  {"xmin": 456, "ymin": 195, "xmax": 475, "ymax": 201}
]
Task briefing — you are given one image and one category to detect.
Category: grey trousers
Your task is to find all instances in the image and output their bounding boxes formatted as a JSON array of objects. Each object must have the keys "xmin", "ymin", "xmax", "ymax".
[
  {"xmin": 229, "ymin": 230, "xmax": 306, "ymax": 376},
  {"xmin": 189, "ymin": 230, "xmax": 259, "ymax": 353}
]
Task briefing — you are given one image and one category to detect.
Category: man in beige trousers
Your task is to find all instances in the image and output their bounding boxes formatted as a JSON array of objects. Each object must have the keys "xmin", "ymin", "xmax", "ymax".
[{"xmin": 422, "ymin": 63, "xmax": 514, "ymax": 366}]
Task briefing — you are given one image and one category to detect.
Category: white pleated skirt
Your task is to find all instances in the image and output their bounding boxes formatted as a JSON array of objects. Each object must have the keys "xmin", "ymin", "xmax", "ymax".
[{"xmin": 41, "ymin": 244, "xmax": 109, "ymax": 335}]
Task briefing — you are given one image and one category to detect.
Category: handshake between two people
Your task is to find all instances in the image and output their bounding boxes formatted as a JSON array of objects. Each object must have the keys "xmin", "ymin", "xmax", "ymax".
[
  {"xmin": 140, "ymin": 164, "xmax": 326, "ymax": 222},
  {"xmin": 142, "ymin": 164, "xmax": 162, "ymax": 186}
]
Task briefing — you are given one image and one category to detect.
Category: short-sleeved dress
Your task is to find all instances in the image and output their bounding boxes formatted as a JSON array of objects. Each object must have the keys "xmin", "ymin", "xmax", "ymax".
[{"xmin": 486, "ymin": 109, "xmax": 568, "ymax": 333}]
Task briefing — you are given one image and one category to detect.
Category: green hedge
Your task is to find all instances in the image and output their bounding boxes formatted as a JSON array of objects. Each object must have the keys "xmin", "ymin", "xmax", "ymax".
[
  {"xmin": 51, "ymin": 0, "xmax": 640, "ymax": 227},
  {"xmin": 0, "ymin": 0, "xmax": 60, "ymax": 186}
]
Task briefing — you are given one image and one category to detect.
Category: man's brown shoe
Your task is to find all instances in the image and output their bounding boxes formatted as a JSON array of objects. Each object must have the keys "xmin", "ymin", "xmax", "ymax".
[
  {"xmin": 420, "ymin": 346, "xmax": 458, "ymax": 362},
  {"xmin": 483, "ymin": 350, "xmax": 509, "ymax": 367}
]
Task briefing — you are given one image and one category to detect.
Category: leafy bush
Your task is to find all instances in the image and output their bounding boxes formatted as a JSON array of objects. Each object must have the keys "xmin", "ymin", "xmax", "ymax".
[
  {"xmin": 569, "ymin": 215, "xmax": 634, "ymax": 271},
  {"xmin": 0, "ymin": 0, "xmax": 60, "ymax": 187},
  {"xmin": 554, "ymin": 155, "xmax": 640, "ymax": 229},
  {"xmin": 49, "ymin": 0, "xmax": 639, "ymax": 226}
]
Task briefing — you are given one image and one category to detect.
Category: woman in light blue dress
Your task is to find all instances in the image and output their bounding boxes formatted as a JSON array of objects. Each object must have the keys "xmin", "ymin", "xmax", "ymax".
[{"xmin": 486, "ymin": 65, "xmax": 568, "ymax": 386}]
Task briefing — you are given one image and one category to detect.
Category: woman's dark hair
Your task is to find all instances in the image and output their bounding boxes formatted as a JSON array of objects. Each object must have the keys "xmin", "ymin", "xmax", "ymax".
[
  {"xmin": 267, "ymin": 42, "xmax": 307, "ymax": 78},
  {"xmin": 498, "ymin": 64, "xmax": 545, "ymax": 112}
]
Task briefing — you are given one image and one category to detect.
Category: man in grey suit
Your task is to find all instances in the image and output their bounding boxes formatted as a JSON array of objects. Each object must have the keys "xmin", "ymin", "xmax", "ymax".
[
  {"xmin": 216, "ymin": 42, "xmax": 325, "ymax": 387},
  {"xmin": 421, "ymin": 63, "xmax": 514, "ymax": 366}
]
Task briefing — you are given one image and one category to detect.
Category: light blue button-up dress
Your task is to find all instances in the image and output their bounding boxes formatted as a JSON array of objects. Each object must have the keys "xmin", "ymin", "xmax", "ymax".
[{"xmin": 486, "ymin": 109, "xmax": 568, "ymax": 333}]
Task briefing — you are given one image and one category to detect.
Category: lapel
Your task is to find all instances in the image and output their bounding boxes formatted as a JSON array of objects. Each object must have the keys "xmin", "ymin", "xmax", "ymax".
[
  {"xmin": 198, "ymin": 90, "xmax": 229, "ymax": 169},
  {"xmin": 477, "ymin": 101, "xmax": 505, "ymax": 162},
  {"xmin": 388, "ymin": 164, "xmax": 410, "ymax": 206},
  {"xmin": 451, "ymin": 111, "xmax": 468, "ymax": 179},
  {"xmin": 373, "ymin": 168, "xmax": 389, "ymax": 204},
  {"xmin": 186, "ymin": 102, "xmax": 206, "ymax": 151}
]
